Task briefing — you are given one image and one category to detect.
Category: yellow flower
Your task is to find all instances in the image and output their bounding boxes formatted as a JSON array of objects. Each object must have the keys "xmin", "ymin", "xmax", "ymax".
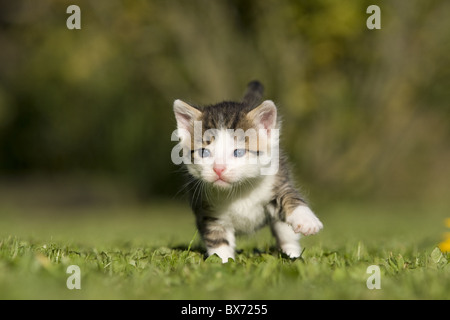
[
  {"xmin": 439, "ymin": 238, "xmax": 450, "ymax": 253},
  {"xmin": 439, "ymin": 219, "xmax": 450, "ymax": 253}
]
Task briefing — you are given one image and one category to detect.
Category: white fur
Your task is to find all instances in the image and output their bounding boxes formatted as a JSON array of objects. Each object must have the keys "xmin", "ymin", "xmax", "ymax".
[
  {"xmin": 286, "ymin": 206, "xmax": 323, "ymax": 236},
  {"xmin": 219, "ymin": 174, "xmax": 276, "ymax": 234},
  {"xmin": 208, "ymin": 245, "xmax": 235, "ymax": 263},
  {"xmin": 271, "ymin": 221, "xmax": 301, "ymax": 258},
  {"xmin": 204, "ymin": 175, "xmax": 274, "ymax": 263}
]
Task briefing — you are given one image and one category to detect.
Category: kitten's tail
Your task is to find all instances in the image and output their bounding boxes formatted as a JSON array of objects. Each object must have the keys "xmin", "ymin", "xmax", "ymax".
[{"xmin": 242, "ymin": 80, "xmax": 264, "ymax": 111}]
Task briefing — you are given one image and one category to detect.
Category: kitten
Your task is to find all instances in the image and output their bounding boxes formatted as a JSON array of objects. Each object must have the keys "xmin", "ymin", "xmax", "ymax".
[{"xmin": 173, "ymin": 81, "xmax": 323, "ymax": 262}]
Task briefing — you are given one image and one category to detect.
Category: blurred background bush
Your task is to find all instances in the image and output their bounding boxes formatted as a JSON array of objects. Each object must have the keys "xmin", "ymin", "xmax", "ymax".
[{"xmin": 0, "ymin": 0, "xmax": 449, "ymax": 204}]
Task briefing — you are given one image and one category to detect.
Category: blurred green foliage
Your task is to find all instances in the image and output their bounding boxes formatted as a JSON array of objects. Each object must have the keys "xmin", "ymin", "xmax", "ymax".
[{"xmin": 0, "ymin": 0, "xmax": 449, "ymax": 201}]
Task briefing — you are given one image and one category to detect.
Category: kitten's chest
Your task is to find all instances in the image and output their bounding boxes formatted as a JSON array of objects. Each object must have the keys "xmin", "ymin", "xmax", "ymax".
[
  {"xmin": 226, "ymin": 196, "xmax": 269, "ymax": 234},
  {"xmin": 214, "ymin": 177, "xmax": 275, "ymax": 233}
]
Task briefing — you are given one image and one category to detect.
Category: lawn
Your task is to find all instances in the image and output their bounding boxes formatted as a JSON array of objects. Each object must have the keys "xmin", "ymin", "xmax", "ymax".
[{"xmin": 0, "ymin": 198, "xmax": 448, "ymax": 300}]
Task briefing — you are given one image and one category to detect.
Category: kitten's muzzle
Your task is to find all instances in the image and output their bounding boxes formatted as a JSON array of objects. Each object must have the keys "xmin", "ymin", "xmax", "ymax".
[{"xmin": 213, "ymin": 164, "xmax": 226, "ymax": 177}]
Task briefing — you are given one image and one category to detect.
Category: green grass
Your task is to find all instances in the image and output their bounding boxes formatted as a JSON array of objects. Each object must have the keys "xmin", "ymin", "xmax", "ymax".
[{"xmin": 0, "ymin": 200, "xmax": 449, "ymax": 299}]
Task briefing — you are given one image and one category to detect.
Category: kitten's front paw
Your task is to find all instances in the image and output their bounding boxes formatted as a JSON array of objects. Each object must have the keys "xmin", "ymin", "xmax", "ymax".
[
  {"xmin": 286, "ymin": 206, "xmax": 323, "ymax": 236},
  {"xmin": 207, "ymin": 246, "xmax": 235, "ymax": 263}
]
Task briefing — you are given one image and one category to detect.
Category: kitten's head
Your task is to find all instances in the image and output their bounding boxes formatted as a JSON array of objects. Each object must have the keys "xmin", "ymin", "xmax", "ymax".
[{"xmin": 173, "ymin": 99, "xmax": 279, "ymax": 189}]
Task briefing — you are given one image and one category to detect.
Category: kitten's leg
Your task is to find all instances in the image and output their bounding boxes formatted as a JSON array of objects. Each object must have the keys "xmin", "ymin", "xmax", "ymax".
[
  {"xmin": 197, "ymin": 217, "xmax": 235, "ymax": 263},
  {"xmin": 286, "ymin": 206, "xmax": 323, "ymax": 236},
  {"xmin": 276, "ymin": 184, "xmax": 323, "ymax": 236},
  {"xmin": 270, "ymin": 220, "xmax": 301, "ymax": 258}
]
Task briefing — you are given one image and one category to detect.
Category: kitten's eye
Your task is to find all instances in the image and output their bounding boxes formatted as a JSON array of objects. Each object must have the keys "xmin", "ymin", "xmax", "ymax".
[
  {"xmin": 233, "ymin": 149, "xmax": 246, "ymax": 158},
  {"xmin": 198, "ymin": 148, "xmax": 211, "ymax": 158}
]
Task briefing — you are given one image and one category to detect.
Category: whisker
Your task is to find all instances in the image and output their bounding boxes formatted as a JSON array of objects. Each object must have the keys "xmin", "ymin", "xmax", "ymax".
[
  {"xmin": 174, "ymin": 175, "xmax": 197, "ymax": 199},
  {"xmin": 190, "ymin": 179, "xmax": 203, "ymax": 207}
]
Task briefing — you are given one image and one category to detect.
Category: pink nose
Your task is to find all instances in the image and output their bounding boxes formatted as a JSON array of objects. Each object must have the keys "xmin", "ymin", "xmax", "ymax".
[{"xmin": 213, "ymin": 165, "xmax": 226, "ymax": 177}]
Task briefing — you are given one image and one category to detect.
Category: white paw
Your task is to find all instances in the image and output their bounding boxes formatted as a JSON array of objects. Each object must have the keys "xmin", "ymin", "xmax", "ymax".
[
  {"xmin": 286, "ymin": 206, "xmax": 323, "ymax": 236},
  {"xmin": 280, "ymin": 243, "xmax": 301, "ymax": 259},
  {"xmin": 207, "ymin": 246, "xmax": 235, "ymax": 263}
]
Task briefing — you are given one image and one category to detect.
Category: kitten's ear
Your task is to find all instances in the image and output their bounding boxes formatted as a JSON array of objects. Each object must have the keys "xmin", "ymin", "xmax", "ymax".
[
  {"xmin": 173, "ymin": 99, "xmax": 202, "ymax": 131},
  {"xmin": 247, "ymin": 100, "xmax": 278, "ymax": 131}
]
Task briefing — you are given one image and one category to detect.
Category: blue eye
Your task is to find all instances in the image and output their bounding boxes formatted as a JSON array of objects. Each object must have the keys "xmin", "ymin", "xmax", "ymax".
[
  {"xmin": 198, "ymin": 148, "xmax": 211, "ymax": 158},
  {"xmin": 233, "ymin": 149, "xmax": 246, "ymax": 157}
]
